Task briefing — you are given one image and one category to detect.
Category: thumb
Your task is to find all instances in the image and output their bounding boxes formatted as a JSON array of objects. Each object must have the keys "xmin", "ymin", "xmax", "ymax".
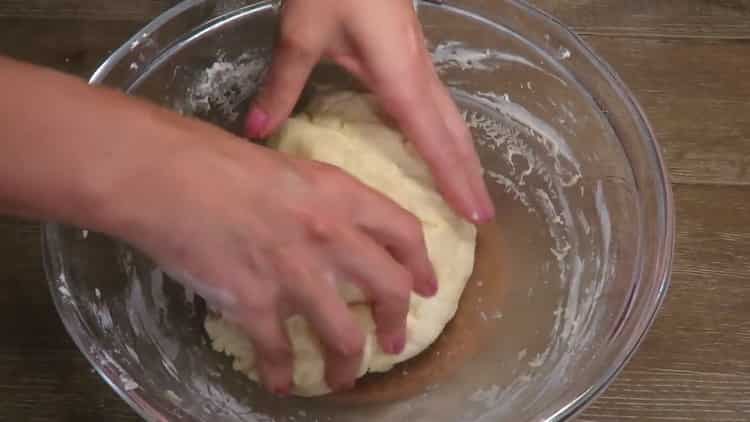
[{"xmin": 245, "ymin": 39, "xmax": 320, "ymax": 139}]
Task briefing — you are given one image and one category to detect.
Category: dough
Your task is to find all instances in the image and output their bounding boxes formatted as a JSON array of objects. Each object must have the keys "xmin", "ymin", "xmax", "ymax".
[{"xmin": 205, "ymin": 91, "xmax": 477, "ymax": 396}]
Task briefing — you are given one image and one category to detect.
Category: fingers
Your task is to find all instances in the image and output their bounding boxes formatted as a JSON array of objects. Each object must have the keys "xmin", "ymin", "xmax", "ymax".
[
  {"xmin": 305, "ymin": 161, "xmax": 436, "ymax": 296},
  {"xmin": 352, "ymin": 189, "xmax": 437, "ymax": 298},
  {"xmin": 326, "ymin": 227, "xmax": 417, "ymax": 355},
  {"xmin": 425, "ymin": 63, "xmax": 495, "ymax": 221},
  {"xmin": 245, "ymin": 1, "xmax": 329, "ymax": 138},
  {"xmin": 251, "ymin": 316, "xmax": 294, "ymax": 396},
  {"xmin": 246, "ymin": 40, "xmax": 318, "ymax": 138},
  {"xmin": 233, "ymin": 298, "xmax": 294, "ymax": 396},
  {"xmin": 355, "ymin": 48, "xmax": 488, "ymax": 221},
  {"xmin": 280, "ymin": 249, "xmax": 365, "ymax": 391},
  {"xmin": 343, "ymin": 6, "xmax": 494, "ymax": 223},
  {"xmin": 377, "ymin": 80, "xmax": 484, "ymax": 222}
]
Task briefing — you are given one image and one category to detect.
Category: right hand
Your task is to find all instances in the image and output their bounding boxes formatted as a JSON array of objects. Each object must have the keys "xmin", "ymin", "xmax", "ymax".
[{"xmin": 118, "ymin": 132, "xmax": 437, "ymax": 395}]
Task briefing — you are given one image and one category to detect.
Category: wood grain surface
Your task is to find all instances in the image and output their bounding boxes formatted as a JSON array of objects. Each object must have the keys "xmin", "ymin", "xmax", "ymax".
[{"xmin": 1, "ymin": 1, "xmax": 749, "ymax": 421}]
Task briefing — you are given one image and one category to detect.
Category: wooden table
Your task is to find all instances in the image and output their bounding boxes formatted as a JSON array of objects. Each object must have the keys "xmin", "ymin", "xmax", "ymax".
[{"xmin": 1, "ymin": 1, "xmax": 749, "ymax": 421}]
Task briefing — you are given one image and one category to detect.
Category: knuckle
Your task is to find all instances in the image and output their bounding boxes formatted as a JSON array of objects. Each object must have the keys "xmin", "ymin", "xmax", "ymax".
[
  {"xmin": 263, "ymin": 341, "xmax": 293, "ymax": 363},
  {"xmin": 300, "ymin": 211, "xmax": 344, "ymax": 241},
  {"xmin": 331, "ymin": 330, "xmax": 365, "ymax": 359},
  {"xmin": 448, "ymin": 149, "xmax": 464, "ymax": 167},
  {"xmin": 269, "ymin": 244, "xmax": 299, "ymax": 273},
  {"xmin": 314, "ymin": 162, "xmax": 352, "ymax": 186},
  {"xmin": 380, "ymin": 270, "xmax": 413, "ymax": 307},
  {"xmin": 380, "ymin": 85, "xmax": 420, "ymax": 115},
  {"xmin": 382, "ymin": 68, "xmax": 429, "ymax": 102},
  {"xmin": 289, "ymin": 206, "xmax": 318, "ymax": 229},
  {"xmin": 305, "ymin": 162, "xmax": 349, "ymax": 192},
  {"xmin": 399, "ymin": 212, "xmax": 424, "ymax": 246},
  {"xmin": 242, "ymin": 295, "xmax": 275, "ymax": 316},
  {"xmin": 309, "ymin": 164, "xmax": 363, "ymax": 213},
  {"xmin": 278, "ymin": 28, "xmax": 317, "ymax": 61}
]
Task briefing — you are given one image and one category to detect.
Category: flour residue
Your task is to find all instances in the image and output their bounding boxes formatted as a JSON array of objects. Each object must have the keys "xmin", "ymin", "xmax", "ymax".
[
  {"xmin": 431, "ymin": 46, "xmax": 614, "ymax": 414},
  {"xmin": 558, "ymin": 47, "xmax": 572, "ymax": 60},
  {"xmin": 181, "ymin": 49, "xmax": 270, "ymax": 122},
  {"xmin": 432, "ymin": 41, "xmax": 568, "ymax": 86},
  {"xmin": 433, "ymin": 41, "xmax": 545, "ymax": 73},
  {"xmin": 57, "ymin": 284, "xmax": 71, "ymax": 299},
  {"xmin": 124, "ymin": 259, "xmax": 180, "ymax": 371}
]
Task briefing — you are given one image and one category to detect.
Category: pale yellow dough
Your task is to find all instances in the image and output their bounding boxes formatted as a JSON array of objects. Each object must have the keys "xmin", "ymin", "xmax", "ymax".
[{"xmin": 204, "ymin": 91, "xmax": 477, "ymax": 396}]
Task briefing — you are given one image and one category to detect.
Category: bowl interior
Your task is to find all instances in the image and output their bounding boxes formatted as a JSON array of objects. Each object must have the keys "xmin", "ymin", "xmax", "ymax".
[{"xmin": 44, "ymin": 1, "xmax": 670, "ymax": 421}]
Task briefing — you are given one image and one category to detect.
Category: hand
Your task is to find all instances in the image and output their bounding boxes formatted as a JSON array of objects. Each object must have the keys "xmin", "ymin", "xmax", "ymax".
[
  {"xmin": 246, "ymin": 0, "xmax": 495, "ymax": 223},
  {"xmin": 122, "ymin": 135, "xmax": 437, "ymax": 395},
  {"xmin": 0, "ymin": 56, "xmax": 434, "ymax": 395}
]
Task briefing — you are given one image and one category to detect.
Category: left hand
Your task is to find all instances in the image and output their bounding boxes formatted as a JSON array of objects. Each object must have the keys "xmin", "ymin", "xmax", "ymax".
[{"xmin": 245, "ymin": 0, "xmax": 495, "ymax": 223}]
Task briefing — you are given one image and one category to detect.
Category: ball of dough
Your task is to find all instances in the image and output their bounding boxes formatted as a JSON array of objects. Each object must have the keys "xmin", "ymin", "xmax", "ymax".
[{"xmin": 205, "ymin": 91, "xmax": 477, "ymax": 396}]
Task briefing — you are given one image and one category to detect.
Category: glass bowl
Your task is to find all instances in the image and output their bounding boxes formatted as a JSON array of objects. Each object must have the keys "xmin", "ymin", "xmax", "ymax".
[{"xmin": 43, "ymin": 1, "xmax": 674, "ymax": 421}]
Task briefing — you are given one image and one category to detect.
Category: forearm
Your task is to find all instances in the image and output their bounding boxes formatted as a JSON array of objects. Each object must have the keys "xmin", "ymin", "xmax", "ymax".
[{"xmin": 0, "ymin": 57, "xmax": 222, "ymax": 234}]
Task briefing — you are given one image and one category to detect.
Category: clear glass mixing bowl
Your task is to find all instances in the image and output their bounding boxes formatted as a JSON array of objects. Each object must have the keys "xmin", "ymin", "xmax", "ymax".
[{"xmin": 43, "ymin": 1, "xmax": 674, "ymax": 421}]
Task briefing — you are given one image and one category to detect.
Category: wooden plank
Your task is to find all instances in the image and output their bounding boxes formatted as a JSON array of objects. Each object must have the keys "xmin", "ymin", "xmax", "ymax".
[
  {"xmin": 8, "ymin": 0, "xmax": 750, "ymax": 39},
  {"xmin": 8, "ymin": 0, "xmax": 749, "ymax": 40},
  {"xmin": 0, "ymin": 0, "xmax": 175, "ymax": 21},
  {"xmin": 581, "ymin": 369, "xmax": 750, "ymax": 421},
  {"xmin": 0, "ymin": 218, "xmax": 77, "ymax": 352},
  {"xmin": 583, "ymin": 36, "xmax": 750, "ymax": 186},
  {"xmin": 579, "ymin": 183, "xmax": 750, "ymax": 421},
  {"xmin": 0, "ymin": 351, "xmax": 137, "ymax": 421},
  {"xmin": 0, "ymin": 18, "xmax": 145, "ymax": 78},
  {"xmin": 532, "ymin": 0, "xmax": 750, "ymax": 39},
  {"xmin": 0, "ymin": 217, "xmax": 137, "ymax": 420},
  {"xmin": 643, "ymin": 183, "xmax": 750, "ymax": 375}
]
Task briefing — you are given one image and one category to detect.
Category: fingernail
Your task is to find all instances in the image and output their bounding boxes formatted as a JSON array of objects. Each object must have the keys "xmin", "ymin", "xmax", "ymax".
[
  {"xmin": 246, "ymin": 107, "xmax": 269, "ymax": 139},
  {"xmin": 471, "ymin": 208, "xmax": 494, "ymax": 224},
  {"xmin": 339, "ymin": 380, "xmax": 356, "ymax": 391},
  {"xmin": 427, "ymin": 278, "xmax": 439, "ymax": 296},
  {"xmin": 272, "ymin": 384, "xmax": 290, "ymax": 397},
  {"xmin": 479, "ymin": 192, "xmax": 496, "ymax": 222},
  {"xmin": 392, "ymin": 333, "xmax": 406, "ymax": 354},
  {"xmin": 483, "ymin": 199, "xmax": 497, "ymax": 220}
]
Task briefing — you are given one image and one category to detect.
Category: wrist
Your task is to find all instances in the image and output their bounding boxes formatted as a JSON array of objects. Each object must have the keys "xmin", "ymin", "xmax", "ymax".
[
  {"xmin": 74, "ymin": 109, "xmax": 211, "ymax": 241},
  {"xmin": 92, "ymin": 115, "xmax": 259, "ymax": 250}
]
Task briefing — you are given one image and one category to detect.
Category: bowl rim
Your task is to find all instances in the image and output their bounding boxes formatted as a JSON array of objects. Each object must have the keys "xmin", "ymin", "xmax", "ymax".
[{"xmin": 45, "ymin": 0, "xmax": 675, "ymax": 421}]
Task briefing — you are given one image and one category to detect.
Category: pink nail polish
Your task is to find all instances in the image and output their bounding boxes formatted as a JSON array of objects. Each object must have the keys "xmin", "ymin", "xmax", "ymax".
[
  {"xmin": 483, "ymin": 202, "xmax": 497, "ymax": 221},
  {"xmin": 246, "ymin": 107, "xmax": 269, "ymax": 139},
  {"xmin": 332, "ymin": 380, "xmax": 355, "ymax": 392},
  {"xmin": 392, "ymin": 334, "xmax": 406, "ymax": 354},
  {"xmin": 272, "ymin": 384, "xmax": 290, "ymax": 397},
  {"xmin": 427, "ymin": 278, "xmax": 439, "ymax": 296},
  {"xmin": 472, "ymin": 208, "xmax": 494, "ymax": 224}
]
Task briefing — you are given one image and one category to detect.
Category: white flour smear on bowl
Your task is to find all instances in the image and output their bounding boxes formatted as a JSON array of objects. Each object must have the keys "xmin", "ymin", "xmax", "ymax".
[
  {"xmin": 432, "ymin": 40, "xmax": 569, "ymax": 86},
  {"xmin": 179, "ymin": 49, "xmax": 270, "ymax": 122},
  {"xmin": 430, "ymin": 40, "xmax": 613, "ymax": 415}
]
